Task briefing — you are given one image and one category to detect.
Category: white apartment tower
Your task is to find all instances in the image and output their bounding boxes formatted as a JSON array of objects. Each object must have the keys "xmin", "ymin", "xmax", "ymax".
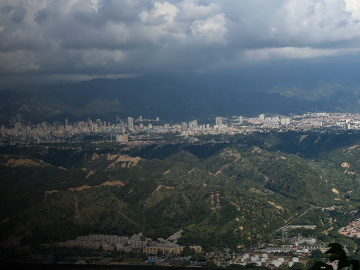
[
  {"xmin": 280, "ymin": 118, "xmax": 290, "ymax": 125},
  {"xmin": 181, "ymin": 122, "xmax": 187, "ymax": 131},
  {"xmin": 128, "ymin": 117, "xmax": 134, "ymax": 131}
]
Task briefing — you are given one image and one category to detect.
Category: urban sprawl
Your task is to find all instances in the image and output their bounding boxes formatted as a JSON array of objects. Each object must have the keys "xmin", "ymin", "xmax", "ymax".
[
  {"xmin": 2, "ymin": 112, "xmax": 360, "ymax": 146},
  {"xmin": 2, "ymin": 112, "xmax": 360, "ymax": 267},
  {"xmin": 0, "ymin": 230, "xmax": 333, "ymax": 267}
]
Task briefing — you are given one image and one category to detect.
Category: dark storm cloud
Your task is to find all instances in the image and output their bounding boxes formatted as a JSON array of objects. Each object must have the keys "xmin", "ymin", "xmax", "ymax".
[
  {"xmin": 34, "ymin": 9, "xmax": 53, "ymax": 24},
  {"xmin": 96, "ymin": 0, "xmax": 152, "ymax": 23},
  {"xmin": 2, "ymin": 4, "xmax": 28, "ymax": 24},
  {"xmin": 1, "ymin": 0, "xmax": 360, "ymax": 87}
]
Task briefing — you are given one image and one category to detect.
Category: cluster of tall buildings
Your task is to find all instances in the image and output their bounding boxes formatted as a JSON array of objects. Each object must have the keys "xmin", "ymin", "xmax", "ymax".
[
  {"xmin": 0, "ymin": 115, "xmax": 160, "ymax": 145},
  {"xmin": 3, "ymin": 112, "xmax": 360, "ymax": 146},
  {"xmin": 0, "ymin": 115, "xmax": 231, "ymax": 145}
]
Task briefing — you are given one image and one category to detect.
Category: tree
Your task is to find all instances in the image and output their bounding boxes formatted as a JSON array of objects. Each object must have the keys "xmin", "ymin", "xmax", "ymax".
[
  {"xmin": 291, "ymin": 262, "xmax": 306, "ymax": 270},
  {"xmin": 311, "ymin": 249, "xmax": 324, "ymax": 259},
  {"xmin": 275, "ymin": 265, "xmax": 287, "ymax": 270},
  {"xmin": 310, "ymin": 261, "xmax": 333, "ymax": 270},
  {"xmin": 310, "ymin": 243, "xmax": 360, "ymax": 270},
  {"xmin": 327, "ymin": 243, "xmax": 350, "ymax": 270},
  {"xmin": 182, "ymin": 246, "xmax": 194, "ymax": 257},
  {"xmin": 205, "ymin": 261, "xmax": 217, "ymax": 268}
]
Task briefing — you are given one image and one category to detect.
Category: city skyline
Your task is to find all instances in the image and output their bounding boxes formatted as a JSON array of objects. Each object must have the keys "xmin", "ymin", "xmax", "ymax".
[{"xmin": 3, "ymin": 111, "xmax": 360, "ymax": 146}]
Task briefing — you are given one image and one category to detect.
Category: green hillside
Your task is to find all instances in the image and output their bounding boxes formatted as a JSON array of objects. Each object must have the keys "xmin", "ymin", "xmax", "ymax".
[{"xmin": 2, "ymin": 138, "xmax": 360, "ymax": 250}]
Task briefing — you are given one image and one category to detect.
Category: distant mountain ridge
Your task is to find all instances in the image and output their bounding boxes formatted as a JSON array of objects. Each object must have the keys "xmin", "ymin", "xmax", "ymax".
[{"xmin": 1, "ymin": 72, "xmax": 360, "ymax": 124}]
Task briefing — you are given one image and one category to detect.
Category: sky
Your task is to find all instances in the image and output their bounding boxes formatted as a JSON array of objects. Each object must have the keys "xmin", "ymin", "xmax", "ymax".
[{"xmin": 1, "ymin": 0, "xmax": 360, "ymax": 88}]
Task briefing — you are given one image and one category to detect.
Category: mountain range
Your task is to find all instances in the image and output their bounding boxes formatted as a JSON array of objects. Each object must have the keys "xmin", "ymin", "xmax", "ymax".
[{"xmin": 1, "ymin": 72, "xmax": 360, "ymax": 124}]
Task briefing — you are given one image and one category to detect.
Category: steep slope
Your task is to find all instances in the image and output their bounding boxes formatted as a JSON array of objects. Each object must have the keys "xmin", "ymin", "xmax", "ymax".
[{"xmin": 0, "ymin": 144, "xmax": 352, "ymax": 250}]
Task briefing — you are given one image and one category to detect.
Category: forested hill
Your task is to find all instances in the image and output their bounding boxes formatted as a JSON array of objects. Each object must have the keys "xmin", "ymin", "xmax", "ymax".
[{"xmin": 2, "ymin": 134, "xmax": 360, "ymax": 250}]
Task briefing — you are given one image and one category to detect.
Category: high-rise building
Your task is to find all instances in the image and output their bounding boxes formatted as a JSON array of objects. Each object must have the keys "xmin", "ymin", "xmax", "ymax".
[
  {"xmin": 156, "ymin": 117, "xmax": 159, "ymax": 122},
  {"xmin": 116, "ymin": 134, "xmax": 128, "ymax": 143},
  {"xmin": 259, "ymin": 114, "xmax": 265, "ymax": 120},
  {"xmin": 11, "ymin": 116, "xmax": 16, "ymax": 127},
  {"xmin": 188, "ymin": 120, "xmax": 197, "ymax": 129},
  {"xmin": 280, "ymin": 118, "xmax": 290, "ymax": 125},
  {"xmin": 128, "ymin": 117, "xmax": 134, "ymax": 131},
  {"xmin": 121, "ymin": 121, "xmax": 125, "ymax": 133},
  {"xmin": 239, "ymin": 116, "xmax": 243, "ymax": 124},
  {"xmin": 181, "ymin": 122, "xmax": 187, "ymax": 131},
  {"xmin": 16, "ymin": 114, "xmax": 22, "ymax": 124},
  {"xmin": 215, "ymin": 117, "xmax": 222, "ymax": 126},
  {"xmin": 1, "ymin": 125, "xmax": 5, "ymax": 138}
]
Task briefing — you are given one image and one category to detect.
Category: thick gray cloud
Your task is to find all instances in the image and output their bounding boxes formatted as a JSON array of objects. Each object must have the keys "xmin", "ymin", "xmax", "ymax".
[{"xmin": 1, "ymin": 0, "xmax": 360, "ymax": 87}]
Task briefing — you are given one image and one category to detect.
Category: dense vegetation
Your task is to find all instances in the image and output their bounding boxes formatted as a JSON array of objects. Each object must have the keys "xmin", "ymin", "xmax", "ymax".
[{"xmin": 2, "ymin": 132, "xmax": 360, "ymax": 251}]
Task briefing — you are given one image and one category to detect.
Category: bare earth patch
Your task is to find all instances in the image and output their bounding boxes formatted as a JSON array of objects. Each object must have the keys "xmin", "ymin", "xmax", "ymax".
[
  {"xmin": 106, "ymin": 155, "xmax": 141, "ymax": 170},
  {"xmin": 231, "ymin": 202, "xmax": 241, "ymax": 211},
  {"xmin": 341, "ymin": 162, "xmax": 350, "ymax": 168},
  {"xmin": 346, "ymin": 145, "xmax": 359, "ymax": 153},
  {"xmin": 106, "ymin": 154, "xmax": 119, "ymax": 161},
  {"xmin": 65, "ymin": 181, "xmax": 126, "ymax": 193},
  {"xmin": 299, "ymin": 135, "xmax": 308, "ymax": 143},
  {"xmin": 86, "ymin": 170, "xmax": 96, "ymax": 179},
  {"xmin": 91, "ymin": 153, "xmax": 100, "ymax": 160},
  {"xmin": 251, "ymin": 147, "xmax": 262, "ymax": 154},
  {"xmin": 0, "ymin": 218, "xmax": 10, "ymax": 225},
  {"xmin": 68, "ymin": 185, "xmax": 92, "ymax": 192},
  {"xmin": 268, "ymin": 201, "xmax": 284, "ymax": 211},
  {"xmin": 98, "ymin": 181, "xmax": 125, "ymax": 187},
  {"xmin": 5, "ymin": 158, "xmax": 48, "ymax": 167},
  {"xmin": 152, "ymin": 185, "xmax": 162, "ymax": 195},
  {"xmin": 44, "ymin": 190, "xmax": 58, "ymax": 200},
  {"xmin": 180, "ymin": 168, "xmax": 195, "ymax": 179}
]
